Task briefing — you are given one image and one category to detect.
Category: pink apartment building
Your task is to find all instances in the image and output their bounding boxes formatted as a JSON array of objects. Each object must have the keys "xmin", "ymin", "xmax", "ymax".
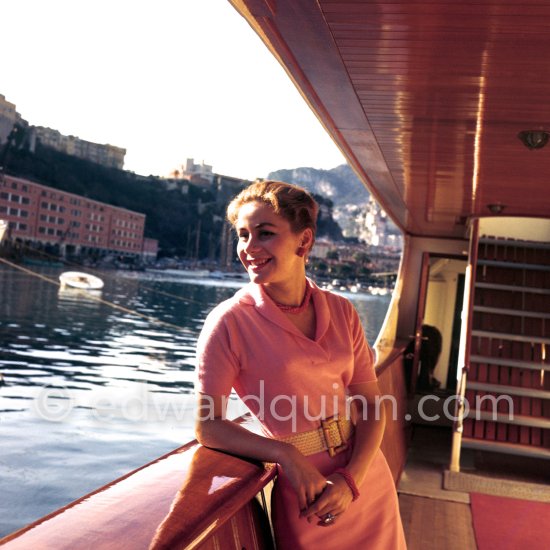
[{"xmin": 0, "ymin": 174, "xmax": 155, "ymax": 261}]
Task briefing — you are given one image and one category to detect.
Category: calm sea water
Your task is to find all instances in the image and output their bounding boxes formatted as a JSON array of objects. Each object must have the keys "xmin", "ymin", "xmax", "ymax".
[{"xmin": 0, "ymin": 265, "xmax": 391, "ymax": 537}]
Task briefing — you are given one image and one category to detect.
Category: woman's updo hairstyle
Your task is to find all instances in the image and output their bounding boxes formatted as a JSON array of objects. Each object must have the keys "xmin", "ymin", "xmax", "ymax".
[{"xmin": 227, "ymin": 180, "xmax": 319, "ymax": 251}]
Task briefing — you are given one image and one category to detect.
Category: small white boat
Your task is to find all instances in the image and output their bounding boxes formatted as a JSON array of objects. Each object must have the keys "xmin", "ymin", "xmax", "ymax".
[{"xmin": 59, "ymin": 271, "xmax": 104, "ymax": 290}]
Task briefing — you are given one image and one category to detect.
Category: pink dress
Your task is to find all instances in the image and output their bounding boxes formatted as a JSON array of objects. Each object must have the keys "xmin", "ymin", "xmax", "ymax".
[{"xmin": 196, "ymin": 280, "xmax": 406, "ymax": 549}]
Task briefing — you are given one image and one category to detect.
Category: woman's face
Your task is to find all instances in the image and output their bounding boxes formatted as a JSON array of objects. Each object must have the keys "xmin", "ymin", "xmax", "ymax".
[{"xmin": 235, "ymin": 201, "xmax": 311, "ymax": 288}]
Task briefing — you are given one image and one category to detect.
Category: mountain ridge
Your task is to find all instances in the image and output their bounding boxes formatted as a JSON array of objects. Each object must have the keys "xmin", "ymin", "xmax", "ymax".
[{"xmin": 267, "ymin": 164, "xmax": 370, "ymax": 207}]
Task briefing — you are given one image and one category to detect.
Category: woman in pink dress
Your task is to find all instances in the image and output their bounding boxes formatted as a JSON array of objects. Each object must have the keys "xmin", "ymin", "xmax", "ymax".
[{"xmin": 195, "ymin": 181, "xmax": 406, "ymax": 549}]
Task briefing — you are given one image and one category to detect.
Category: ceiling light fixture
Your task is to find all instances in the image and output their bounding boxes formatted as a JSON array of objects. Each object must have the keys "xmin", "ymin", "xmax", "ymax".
[
  {"xmin": 487, "ymin": 203, "xmax": 506, "ymax": 215},
  {"xmin": 517, "ymin": 130, "xmax": 550, "ymax": 150}
]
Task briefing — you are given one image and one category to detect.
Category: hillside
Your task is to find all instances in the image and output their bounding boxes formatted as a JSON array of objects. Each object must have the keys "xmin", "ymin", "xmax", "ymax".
[
  {"xmin": 268, "ymin": 164, "xmax": 370, "ymax": 207},
  {"xmin": 267, "ymin": 164, "xmax": 399, "ymax": 241},
  {"xmin": 2, "ymin": 144, "xmax": 346, "ymax": 259},
  {"xmin": 3, "ymin": 144, "xmax": 221, "ymax": 258}
]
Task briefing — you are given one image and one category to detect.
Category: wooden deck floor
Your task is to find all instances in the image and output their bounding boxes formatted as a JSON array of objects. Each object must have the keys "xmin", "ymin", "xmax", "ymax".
[
  {"xmin": 397, "ymin": 424, "xmax": 478, "ymax": 549},
  {"xmin": 397, "ymin": 422, "xmax": 549, "ymax": 549},
  {"xmin": 399, "ymin": 494, "xmax": 477, "ymax": 550}
]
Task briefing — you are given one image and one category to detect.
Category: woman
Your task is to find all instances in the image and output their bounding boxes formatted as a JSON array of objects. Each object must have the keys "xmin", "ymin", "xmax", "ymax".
[{"xmin": 195, "ymin": 181, "xmax": 406, "ymax": 549}]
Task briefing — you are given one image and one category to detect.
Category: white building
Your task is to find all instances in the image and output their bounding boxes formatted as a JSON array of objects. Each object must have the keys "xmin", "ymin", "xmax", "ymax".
[{"xmin": 32, "ymin": 126, "xmax": 126, "ymax": 170}]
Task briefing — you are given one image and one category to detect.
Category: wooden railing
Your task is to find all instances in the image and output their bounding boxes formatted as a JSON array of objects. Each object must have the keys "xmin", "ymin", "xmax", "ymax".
[
  {"xmin": 0, "ymin": 438, "xmax": 276, "ymax": 549},
  {"xmin": 0, "ymin": 350, "xmax": 409, "ymax": 548}
]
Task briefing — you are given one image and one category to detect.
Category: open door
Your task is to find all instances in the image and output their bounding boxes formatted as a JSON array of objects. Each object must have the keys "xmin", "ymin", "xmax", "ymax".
[{"xmin": 407, "ymin": 253, "xmax": 468, "ymax": 397}]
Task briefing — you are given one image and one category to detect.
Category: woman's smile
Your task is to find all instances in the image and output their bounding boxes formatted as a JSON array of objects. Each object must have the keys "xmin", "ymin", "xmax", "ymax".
[{"xmin": 247, "ymin": 257, "xmax": 272, "ymax": 272}]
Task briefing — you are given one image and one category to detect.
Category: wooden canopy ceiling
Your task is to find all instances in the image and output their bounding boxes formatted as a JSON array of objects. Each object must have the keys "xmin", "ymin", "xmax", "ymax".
[{"xmin": 230, "ymin": 0, "xmax": 550, "ymax": 238}]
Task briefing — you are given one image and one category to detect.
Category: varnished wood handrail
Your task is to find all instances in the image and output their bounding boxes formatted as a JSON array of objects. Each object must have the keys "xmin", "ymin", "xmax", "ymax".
[{"xmin": 0, "ymin": 438, "xmax": 276, "ymax": 549}]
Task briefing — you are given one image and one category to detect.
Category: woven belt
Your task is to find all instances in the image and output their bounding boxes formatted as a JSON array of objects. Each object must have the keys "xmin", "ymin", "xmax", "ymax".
[{"xmin": 276, "ymin": 416, "xmax": 354, "ymax": 457}]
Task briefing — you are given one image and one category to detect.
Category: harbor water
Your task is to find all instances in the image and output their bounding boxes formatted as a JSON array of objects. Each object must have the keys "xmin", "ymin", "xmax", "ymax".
[{"xmin": 0, "ymin": 265, "xmax": 391, "ymax": 537}]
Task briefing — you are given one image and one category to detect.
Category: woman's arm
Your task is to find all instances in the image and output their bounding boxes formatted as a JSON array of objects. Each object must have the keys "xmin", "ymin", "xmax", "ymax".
[
  {"xmin": 195, "ymin": 393, "xmax": 327, "ymax": 512},
  {"xmin": 300, "ymin": 380, "xmax": 385, "ymax": 523}
]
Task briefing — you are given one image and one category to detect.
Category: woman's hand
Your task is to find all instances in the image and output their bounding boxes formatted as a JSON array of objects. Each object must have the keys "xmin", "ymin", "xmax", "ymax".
[
  {"xmin": 298, "ymin": 380, "xmax": 386, "ymax": 527},
  {"xmin": 299, "ymin": 472, "xmax": 355, "ymax": 526},
  {"xmin": 278, "ymin": 445, "xmax": 328, "ymax": 513}
]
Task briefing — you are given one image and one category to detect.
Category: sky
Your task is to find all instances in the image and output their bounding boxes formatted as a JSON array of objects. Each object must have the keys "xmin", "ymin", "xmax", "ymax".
[{"xmin": 2, "ymin": 0, "xmax": 346, "ymax": 181}]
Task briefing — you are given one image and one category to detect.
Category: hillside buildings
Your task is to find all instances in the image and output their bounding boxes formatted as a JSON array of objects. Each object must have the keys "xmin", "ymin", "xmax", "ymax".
[
  {"xmin": 184, "ymin": 158, "xmax": 213, "ymax": 180},
  {"xmin": 0, "ymin": 173, "xmax": 156, "ymax": 263},
  {"xmin": 168, "ymin": 158, "xmax": 214, "ymax": 185},
  {"xmin": 1, "ymin": 91, "xmax": 401, "ymax": 268},
  {"xmin": 32, "ymin": 127, "xmax": 126, "ymax": 170},
  {"xmin": 310, "ymin": 239, "xmax": 332, "ymax": 259},
  {"xmin": 0, "ymin": 93, "xmax": 125, "ymax": 170},
  {"xmin": 335, "ymin": 196, "xmax": 403, "ymax": 251}
]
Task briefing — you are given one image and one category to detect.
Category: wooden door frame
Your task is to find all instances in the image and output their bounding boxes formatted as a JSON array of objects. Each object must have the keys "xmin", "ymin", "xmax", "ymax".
[{"xmin": 409, "ymin": 252, "xmax": 431, "ymax": 395}]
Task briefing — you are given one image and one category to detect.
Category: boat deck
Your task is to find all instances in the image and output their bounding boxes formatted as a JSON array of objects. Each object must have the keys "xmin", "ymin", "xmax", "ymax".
[
  {"xmin": 399, "ymin": 494, "xmax": 476, "ymax": 550},
  {"xmin": 397, "ymin": 423, "xmax": 550, "ymax": 549},
  {"xmin": 398, "ymin": 424, "xmax": 477, "ymax": 549}
]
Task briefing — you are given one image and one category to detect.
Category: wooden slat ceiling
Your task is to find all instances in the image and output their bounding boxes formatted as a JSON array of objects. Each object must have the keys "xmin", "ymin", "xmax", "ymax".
[{"xmin": 231, "ymin": 0, "xmax": 550, "ymax": 238}]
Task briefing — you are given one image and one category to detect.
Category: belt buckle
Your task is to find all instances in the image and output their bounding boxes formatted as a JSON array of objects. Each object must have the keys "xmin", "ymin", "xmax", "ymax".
[{"xmin": 321, "ymin": 416, "xmax": 348, "ymax": 457}]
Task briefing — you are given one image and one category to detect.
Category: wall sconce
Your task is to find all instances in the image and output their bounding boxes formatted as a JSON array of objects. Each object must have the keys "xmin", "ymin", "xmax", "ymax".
[
  {"xmin": 517, "ymin": 130, "xmax": 550, "ymax": 150},
  {"xmin": 487, "ymin": 203, "xmax": 506, "ymax": 215}
]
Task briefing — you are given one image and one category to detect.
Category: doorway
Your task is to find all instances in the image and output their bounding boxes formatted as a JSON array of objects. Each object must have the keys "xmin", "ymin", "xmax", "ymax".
[
  {"xmin": 405, "ymin": 254, "xmax": 467, "ymax": 425},
  {"xmin": 422, "ymin": 258, "xmax": 466, "ymax": 393}
]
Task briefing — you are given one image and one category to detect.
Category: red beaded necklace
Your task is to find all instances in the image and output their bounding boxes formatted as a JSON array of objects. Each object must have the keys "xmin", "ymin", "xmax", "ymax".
[{"xmin": 273, "ymin": 283, "xmax": 312, "ymax": 314}]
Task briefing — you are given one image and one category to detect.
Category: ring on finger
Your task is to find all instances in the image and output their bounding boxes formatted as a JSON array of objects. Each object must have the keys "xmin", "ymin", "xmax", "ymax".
[{"xmin": 322, "ymin": 512, "xmax": 336, "ymax": 525}]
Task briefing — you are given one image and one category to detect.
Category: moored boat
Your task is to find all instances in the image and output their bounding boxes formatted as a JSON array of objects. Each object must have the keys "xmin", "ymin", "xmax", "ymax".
[{"xmin": 59, "ymin": 271, "xmax": 104, "ymax": 291}]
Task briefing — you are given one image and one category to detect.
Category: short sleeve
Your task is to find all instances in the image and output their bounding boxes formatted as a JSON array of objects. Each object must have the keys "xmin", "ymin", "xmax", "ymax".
[
  {"xmin": 348, "ymin": 303, "xmax": 377, "ymax": 385},
  {"xmin": 195, "ymin": 307, "xmax": 241, "ymax": 396}
]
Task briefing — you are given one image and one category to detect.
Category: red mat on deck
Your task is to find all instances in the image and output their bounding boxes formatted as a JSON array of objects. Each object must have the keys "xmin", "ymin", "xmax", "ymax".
[{"xmin": 470, "ymin": 492, "xmax": 550, "ymax": 550}]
